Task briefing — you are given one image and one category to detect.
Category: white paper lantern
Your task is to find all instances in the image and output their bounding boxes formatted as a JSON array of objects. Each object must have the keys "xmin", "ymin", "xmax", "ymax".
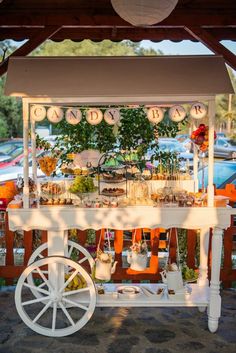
[
  {"xmin": 47, "ymin": 106, "xmax": 64, "ymax": 123},
  {"xmin": 66, "ymin": 108, "xmax": 82, "ymax": 125},
  {"xmin": 30, "ymin": 105, "xmax": 46, "ymax": 122},
  {"xmin": 147, "ymin": 107, "xmax": 164, "ymax": 124},
  {"xmin": 86, "ymin": 108, "xmax": 103, "ymax": 125},
  {"xmin": 104, "ymin": 108, "xmax": 120, "ymax": 125},
  {"xmin": 169, "ymin": 105, "xmax": 186, "ymax": 122},
  {"xmin": 111, "ymin": 0, "xmax": 178, "ymax": 26},
  {"xmin": 190, "ymin": 102, "xmax": 208, "ymax": 120}
]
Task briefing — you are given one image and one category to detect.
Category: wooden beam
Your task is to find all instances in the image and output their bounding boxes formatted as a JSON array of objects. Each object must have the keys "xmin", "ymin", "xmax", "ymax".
[
  {"xmin": 1, "ymin": 27, "xmax": 236, "ymax": 43},
  {"xmin": 0, "ymin": 25, "xmax": 61, "ymax": 76},
  {"xmin": 185, "ymin": 26, "xmax": 236, "ymax": 71},
  {"xmin": 0, "ymin": 9, "xmax": 236, "ymax": 27}
]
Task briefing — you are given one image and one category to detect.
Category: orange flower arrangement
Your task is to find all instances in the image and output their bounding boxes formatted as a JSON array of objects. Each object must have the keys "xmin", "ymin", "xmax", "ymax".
[
  {"xmin": 0, "ymin": 181, "xmax": 18, "ymax": 209},
  {"xmin": 191, "ymin": 124, "xmax": 216, "ymax": 152}
]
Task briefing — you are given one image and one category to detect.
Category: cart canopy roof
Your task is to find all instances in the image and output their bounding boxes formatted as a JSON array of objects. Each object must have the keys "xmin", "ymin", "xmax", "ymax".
[{"xmin": 4, "ymin": 55, "xmax": 234, "ymax": 101}]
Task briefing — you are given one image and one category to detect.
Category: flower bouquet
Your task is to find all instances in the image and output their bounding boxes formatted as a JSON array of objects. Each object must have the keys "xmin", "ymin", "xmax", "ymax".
[
  {"xmin": 127, "ymin": 240, "xmax": 148, "ymax": 271},
  {"xmin": 191, "ymin": 124, "xmax": 216, "ymax": 152}
]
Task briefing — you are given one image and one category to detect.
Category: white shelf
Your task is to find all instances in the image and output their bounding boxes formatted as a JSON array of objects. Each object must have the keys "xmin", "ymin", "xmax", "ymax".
[{"xmin": 95, "ymin": 283, "xmax": 208, "ymax": 307}]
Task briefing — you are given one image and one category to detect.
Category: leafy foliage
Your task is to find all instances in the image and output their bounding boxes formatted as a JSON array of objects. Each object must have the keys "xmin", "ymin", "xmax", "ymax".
[{"xmin": 52, "ymin": 110, "xmax": 116, "ymax": 166}]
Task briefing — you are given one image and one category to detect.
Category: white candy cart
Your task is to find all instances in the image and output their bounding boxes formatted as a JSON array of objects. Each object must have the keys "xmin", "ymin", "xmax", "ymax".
[{"xmin": 5, "ymin": 55, "xmax": 234, "ymax": 337}]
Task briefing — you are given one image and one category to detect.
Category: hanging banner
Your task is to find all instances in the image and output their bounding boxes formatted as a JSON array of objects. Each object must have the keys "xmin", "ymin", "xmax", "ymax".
[
  {"xmin": 66, "ymin": 108, "xmax": 82, "ymax": 125},
  {"xmin": 169, "ymin": 105, "xmax": 186, "ymax": 122},
  {"xmin": 86, "ymin": 108, "xmax": 103, "ymax": 125},
  {"xmin": 104, "ymin": 108, "xmax": 120, "ymax": 125},
  {"xmin": 147, "ymin": 107, "xmax": 164, "ymax": 124},
  {"xmin": 190, "ymin": 102, "xmax": 207, "ymax": 120},
  {"xmin": 47, "ymin": 106, "xmax": 64, "ymax": 123},
  {"xmin": 30, "ymin": 105, "xmax": 46, "ymax": 122}
]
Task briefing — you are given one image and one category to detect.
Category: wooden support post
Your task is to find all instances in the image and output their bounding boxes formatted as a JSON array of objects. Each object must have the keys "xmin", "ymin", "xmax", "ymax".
[
  {"xmin": 207, "ymin": 100, "xmax": 215, "ymax": 207},
  {"xmin": 169, "ymin": 228, "xmax": 177, "ymax": 264},
  {"xmin": 186, "ymin": 229, "xmax": 197, "ymax": 269},
  {"xmin": 22, "ymin": 99, "xmax": 29, "ymax": 209},
  {"xmin": 0, "ymin": 26, "xmax": 61, "ymax": 76},
  {"xmin": 23, "ymin": 230, "xmax": 33, "ymax": 266},
  {"xmin": 185, "ymin": 27, "xmax": 236, "ymax": 71},
  {"xmin": 5, "ymin": 214, "xmax": 14, "ymax": 284}
]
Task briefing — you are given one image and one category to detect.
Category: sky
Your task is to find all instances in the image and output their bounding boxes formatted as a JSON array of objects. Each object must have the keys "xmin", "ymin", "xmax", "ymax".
[{"xmin": 141, "ymin": 40, "xmax": 236, "ymax": 56}]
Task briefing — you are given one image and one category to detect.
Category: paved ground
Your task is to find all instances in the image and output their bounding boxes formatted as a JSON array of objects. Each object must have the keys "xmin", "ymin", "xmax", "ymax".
[{"xmin": 0, "ymin": 288, "xmax": 235, "ymax": 353}]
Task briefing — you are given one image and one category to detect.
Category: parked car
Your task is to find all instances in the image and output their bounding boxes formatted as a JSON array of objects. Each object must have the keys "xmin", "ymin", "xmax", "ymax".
[
  {"xmin": 0, "ymin": 148, "xmax": 41, "ymax": 169},
  {"xmin": 216, "ymin": 132, "xmax": 226, "ymax": 138},
  {"xmin": 147, "ymin": 138, "xmax": 194, "ymax": 169},
  {"xmin": 0, "ymin": 140, "xmax": 23, "ymax": 155},
  {"xmin": 176, "ymin": 134, "xmax": 189, "ymax": 142},
  {"xmin": 0, "ymin": 154, "xmax": 12, "ymax": 163},
  {"xmin": 198, "ymin": 160, "xmax": 236, "ymax": 189},
  {"xmin": 214, "ymin": 138, "xmax": 236, "ymax": 159},
  {"xmin": 0, "ymin": 152, "xmax": 45, "ymax": 183}
]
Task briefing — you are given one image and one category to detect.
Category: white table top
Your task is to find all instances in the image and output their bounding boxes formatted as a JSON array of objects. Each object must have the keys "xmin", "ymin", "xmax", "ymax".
[{"xmin": 7, "ymin": 206, "xmax": 232, "ymax": 231}]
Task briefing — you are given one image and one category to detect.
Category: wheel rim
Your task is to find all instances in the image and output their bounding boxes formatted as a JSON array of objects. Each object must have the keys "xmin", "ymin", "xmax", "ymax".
[
  {"xmin": 15, "ymin": 256, "xmax": 96, "ymax": 337},
  {"xmin": 27, "ymin": 241, "xmax": 95, "ymax": 299}
]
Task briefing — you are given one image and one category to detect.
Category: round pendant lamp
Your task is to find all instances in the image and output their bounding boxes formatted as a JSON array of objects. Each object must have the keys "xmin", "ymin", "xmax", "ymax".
[{"xmin": 111, "ymin": 0, "xmax": 178, "ymax": 27}]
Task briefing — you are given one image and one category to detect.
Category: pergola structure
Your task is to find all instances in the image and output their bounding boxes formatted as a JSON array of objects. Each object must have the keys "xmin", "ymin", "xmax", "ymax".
[{"xmin": 0, "ymin": 0, "xmax": 236, "ymax": 75}]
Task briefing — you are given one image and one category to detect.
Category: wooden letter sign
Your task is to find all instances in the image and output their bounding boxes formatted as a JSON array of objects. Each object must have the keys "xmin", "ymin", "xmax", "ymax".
[
  {"xmin": 190, "ymin": 102, "xmax": 207, "ymax": 120},
  {"xmin": 86, "ymin": 108, "xmax": 103, "ymax": 125},
  {"xmin": 169, "ymin": 105, "xmax": 186, "ymax": 122},
  {"xmin": 147, "ymin": 107, "xmax": 164, "ymax": 124},
  {"xmin": 47, "ymin": 106, "xmax": 64, "ymax": 123},
  {"xmin": 104, "ymin": 108, "xmax": 120, "ymax": 125},
  {"xmin": 30, "ymin": 105, "xmax": 46, "ymax": 122},
  {"xmin": 66, "ymin": 108, "xmax": 82, "ymax": 125}
]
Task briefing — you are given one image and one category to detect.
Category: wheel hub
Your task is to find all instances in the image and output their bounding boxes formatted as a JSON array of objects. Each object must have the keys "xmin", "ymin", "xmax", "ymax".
[{"xmin": 51, "ymin": 291, "xmax": 62, "ymax": 302}]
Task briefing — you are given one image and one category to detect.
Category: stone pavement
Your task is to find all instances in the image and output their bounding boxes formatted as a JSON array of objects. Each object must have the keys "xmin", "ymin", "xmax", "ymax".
[{"xmin": 0, "ymin": 288, "xmax": 235, "ymax": 353}]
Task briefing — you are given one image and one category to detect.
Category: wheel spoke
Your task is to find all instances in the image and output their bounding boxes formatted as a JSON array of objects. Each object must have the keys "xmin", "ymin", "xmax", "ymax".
[
  {"xmin": 62, "ymin": 287, "xmax": 89, "ymax": 297},
  {"xmin": 59, "ymin": 269, "xmax": 79, "ymax": 293},
  {"xmin": 23, "ymin": 282, "xmax": 49, "ymax": 295},
  {"xmin": 63, "ymin": 298, "xmax": 88, "ymax": 311},
  {"xmin": 38, "ymin": 282, "xmax": 47, "ymax": 289},
  {"xmin": 22, "ymin": 296, "xmax": 51, "ymax": 306},
  {"xmin": 32, "ymin": 270, "xmax": 48, "ymax": 274},
  {"xmin": 58, "ymin": 302, "xmax": 75, "ymax": 327},
  {"xmin": 32, "ymin": 300, "xmax": 52, "ymax": 324},
  {"xmin": 78, "ymin": 257, "xmax": 87, "ymax": 265},
  {"xmin": 52, "ymin": 302, "xmax": 57, "ymax": 331},
  {"xmin": 68, "ymin": 245, "xmax": 74, "ymax": 258},
  {"xmin": 36, "ymin": 267, "xmax": 53, "ymax": 292}
]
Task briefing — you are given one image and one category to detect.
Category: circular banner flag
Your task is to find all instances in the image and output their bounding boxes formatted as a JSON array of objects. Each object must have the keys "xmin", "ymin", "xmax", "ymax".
[
  {"xmin": 104, "ymin": 108, "xmax": 120, "ymax": 125},
  {"xmin": 47, "ymin": 106, "xmax": 64, "ymax": 123},
  {"xmin": 147, "ymin": 107, "xmax": 164, "ymax": 124},
  {"xmin": 66, "ymin": 108, "xmax": 82, "ymax": 125},
  {"xmin": 30, "ymin": 105, "xmax": 46, "ymax": 122},
  {"xmin": 169, "ymin": 105, "xmax": 186, "ymax": 122},
  {"xmin": 190, "ymin": 102, "xmax": 207, "ymax": 120},
  {"xmin": 86, "ymin": 108, "xmax": 103, "ymax": 125}
]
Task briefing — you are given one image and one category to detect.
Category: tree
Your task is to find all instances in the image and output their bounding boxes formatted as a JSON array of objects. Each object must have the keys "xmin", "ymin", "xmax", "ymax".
[
  {"xmin": 0, "ymin": 41, "xmax": 22, "ymax": 138},
  {"xmin": 34, "ymin": 39, "xmax": 162, "ymax": 57},
  {"xmin": 216, "ymin": 67, "xmax": 236, "ymax": 134}
]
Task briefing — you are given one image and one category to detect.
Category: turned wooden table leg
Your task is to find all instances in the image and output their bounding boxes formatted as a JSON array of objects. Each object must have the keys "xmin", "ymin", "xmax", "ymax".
[
  {"xmin": 208, "ymin": 227, "xmax": 223, "ymax": 333},
  {"xmin": 198, "ymin": 227, "xmax": 210, "ymax": 287},
  {"xmin": 198, "ymin": 227, "xmax": 210, "ymax": 312}
]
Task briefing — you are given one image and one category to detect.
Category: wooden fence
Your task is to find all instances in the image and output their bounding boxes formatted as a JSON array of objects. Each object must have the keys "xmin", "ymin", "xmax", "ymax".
[{"xmin": 0, "ymin": 212, "xmax": 236, "ymax": 287}]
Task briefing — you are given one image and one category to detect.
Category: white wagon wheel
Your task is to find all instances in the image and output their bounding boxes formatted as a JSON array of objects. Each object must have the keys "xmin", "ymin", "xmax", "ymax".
[
  {"xmin": 28, "ymin": 240, "xmax": 95, "ymax": 271},
  {"xmin": 15, "ymin": 256, "xmax": 96, "ymax": 337},
  {"xmin": 27, "ymin": 241, "xmax": 95, "ymax": 298}
]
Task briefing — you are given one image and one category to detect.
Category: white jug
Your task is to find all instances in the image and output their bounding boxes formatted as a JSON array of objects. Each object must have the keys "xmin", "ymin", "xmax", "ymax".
[
  {"xmin": 95, "ymin": 258, "xmax": 117, "ymax": 281},
  {"xmin": 160, "ymin": 269, "xmax": 184, "ymax": 292},
  {"xmin": 127, "ymin": 251, "xmax": 147, "ymax": 271}
]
